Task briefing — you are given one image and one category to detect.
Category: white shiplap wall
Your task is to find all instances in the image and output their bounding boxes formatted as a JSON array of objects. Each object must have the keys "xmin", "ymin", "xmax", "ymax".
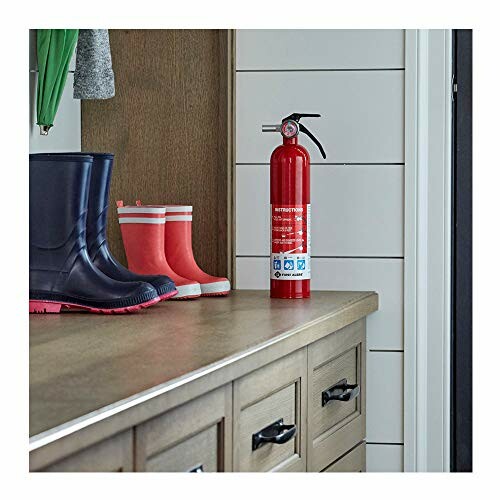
[
  {"xmin": 29, "ymin": 30, "xmax": 81, "ymax": 153},
  {"xmin": 235, "ymin": 29, "xmax": 405, "ymax": 472}
]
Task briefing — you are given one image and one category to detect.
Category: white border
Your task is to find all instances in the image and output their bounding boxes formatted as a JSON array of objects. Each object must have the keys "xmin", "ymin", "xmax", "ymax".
[
  {"xmin": 404, "ymin": 29, "xmax": 452, "ymax": 472},
  {"xmin": 117, "ymin": 207, "xmax": 166, "ymax": 214},
  {"xmin": 118, "ymin": 217, "xmax": 165, "ymax": 224},
  {"xmin": 164, "ymin": 206, "xmax": 193, "ymax": 212},
  {"xmin": 165, "ymin": 215, "xmax": 193, "ymax": 221}
]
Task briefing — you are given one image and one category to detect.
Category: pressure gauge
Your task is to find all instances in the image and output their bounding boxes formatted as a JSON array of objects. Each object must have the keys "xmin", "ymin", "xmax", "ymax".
[{"xmin": 280, "ymin": 120, "xmax": 299, "ymax": 139}]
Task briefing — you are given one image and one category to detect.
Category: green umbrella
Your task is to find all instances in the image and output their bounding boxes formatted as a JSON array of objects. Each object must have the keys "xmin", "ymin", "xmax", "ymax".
[{"xmin": 36, "ymin": 29, "xmax": 79, "ymax": 135}]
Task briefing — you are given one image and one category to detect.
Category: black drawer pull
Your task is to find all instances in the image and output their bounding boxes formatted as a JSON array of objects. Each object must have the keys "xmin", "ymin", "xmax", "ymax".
[
  {"xmin": 322, "ymin": 378, "xmax": 360, "ymax": 407},
  {"xmin": 252, "ymin": 418, "xmax": 297, "ymax": 451},
  {"xmin": 189, "ymin": 464, "xmax": 204, "ymax": 472}
]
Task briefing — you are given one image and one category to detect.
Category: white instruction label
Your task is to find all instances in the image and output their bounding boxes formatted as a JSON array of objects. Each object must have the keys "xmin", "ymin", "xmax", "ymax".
[{"xmin": 270, "ymin": 204, "xmax": 311, "ymax": 281}]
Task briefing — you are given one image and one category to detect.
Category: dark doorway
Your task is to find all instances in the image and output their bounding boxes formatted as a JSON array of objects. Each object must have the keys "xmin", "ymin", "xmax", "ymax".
[{"xmin": 451, "ymin": 29, "xmax": 472, "ymax": 472}]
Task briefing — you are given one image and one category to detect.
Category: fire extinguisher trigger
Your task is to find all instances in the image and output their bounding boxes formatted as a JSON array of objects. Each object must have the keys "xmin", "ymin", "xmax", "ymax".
[{"xmin": 298, "ymin": 123, "xmax": 327, "ymax": 159}]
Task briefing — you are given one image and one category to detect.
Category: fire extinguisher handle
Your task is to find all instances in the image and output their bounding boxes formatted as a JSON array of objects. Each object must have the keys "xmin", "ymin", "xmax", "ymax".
[
  {"xmin": 284, "ymin": 113, "xmax": 321, "ymax": 122},
  {"xmin": 299, "ymin": 123, "xmax": 327, "ymax": 159}
]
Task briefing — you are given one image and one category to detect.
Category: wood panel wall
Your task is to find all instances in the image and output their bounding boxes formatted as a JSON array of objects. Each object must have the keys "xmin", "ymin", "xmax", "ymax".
[{"xmin": 82, "ymin": 29, "xmax": 232, "ymax": 277}]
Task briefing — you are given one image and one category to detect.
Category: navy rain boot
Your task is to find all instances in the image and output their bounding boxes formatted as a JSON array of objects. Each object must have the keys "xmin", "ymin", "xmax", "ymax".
[
  {"xmin": 29, "ymin": 154, "xmax": 160, "ymax": 313},
  {"xmin": 86, "ymin": 153, "xmax": 177, "ymax": 300}
]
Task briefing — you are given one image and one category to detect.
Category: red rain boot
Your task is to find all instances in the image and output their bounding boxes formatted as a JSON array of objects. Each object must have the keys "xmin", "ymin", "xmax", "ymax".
[
  {"xmin": 163, "ymin": 205, "xmax": 230, "ymax": 296},
  {"xmin": 117, "ymin": 203, "xmax": 201, "ymax": 299}
]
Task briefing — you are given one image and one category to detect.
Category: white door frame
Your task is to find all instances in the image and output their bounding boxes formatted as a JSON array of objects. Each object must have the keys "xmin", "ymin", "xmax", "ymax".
[{"xmin": 404, "ymin": 29, "xmax": 453, "ymax": 472}]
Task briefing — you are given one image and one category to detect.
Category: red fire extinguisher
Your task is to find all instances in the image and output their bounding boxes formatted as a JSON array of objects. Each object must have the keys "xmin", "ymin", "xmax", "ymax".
[{"xmin": 262, "ymin": 113, "xmax": 326, "ymax": 299}]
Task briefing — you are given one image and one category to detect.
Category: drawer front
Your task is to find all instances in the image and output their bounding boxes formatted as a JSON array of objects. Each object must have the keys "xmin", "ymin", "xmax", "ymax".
[
  {"xmin": 238, "ymin": 384, "xmax": 296, "ymax": 472},
  {"xmin": 233, "ymin": 349, "xmax": 307, "ymax": 472},
  {"xmin": 41, "ymin": 430, "xmax": 133, "ymax": 472},
  {"xmin": 146, "ymin": 425, "xmax": 218, "ymax": 472},
  {"xmin": 322, "ymin": 442, "xmax": 366, "ymax": 473},
  {"xmin": 135, "ymin": 384, "xmax": 232, "ymax": 472},
  {"xmin": 307, "ymin": 319, "xmax": 366, "ymax": 472},
  {"xmin": 312, "ymin": 343, "xmax": 361, "ymax": 439}
]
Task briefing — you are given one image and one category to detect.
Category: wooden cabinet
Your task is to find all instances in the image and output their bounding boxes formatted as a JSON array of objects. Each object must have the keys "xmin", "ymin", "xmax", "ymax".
[
  {"xmin": 35, "ymin": 335, "xmax": 365, "ymax": 473},
  {"xmin": 30, "ymin": 291, "xmax": 377, "ymax": 473},
  {"xmin": 233, "ymin": 349, "xmax": 307, "ymax": 472},
  {"xmin": 36, "ymin": 334, "xmax": 366, "ymax": 473},
  {"xmin": 307, "ymin": 319, "xmax": 366, "ymax": 472},
  {"xmin": 135, "ymin": 385, "xmax": 232, "ymax": 472},
  {"xmin": 42, "ymin": 430, "xmax": 133, "ymax": 472},
  {"xmin": 130, "ymin": 335, "xmax": 365, "ymax": 473},
  {"xmin": 128, "ymin": 334, "xmax": 364, "ymax": 473}
]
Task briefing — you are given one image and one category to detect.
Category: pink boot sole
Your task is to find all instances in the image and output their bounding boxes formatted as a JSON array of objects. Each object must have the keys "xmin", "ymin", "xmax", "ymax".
[{"xmin": 29, "ymin": 296, "xmax": 160, "ymax": 314}]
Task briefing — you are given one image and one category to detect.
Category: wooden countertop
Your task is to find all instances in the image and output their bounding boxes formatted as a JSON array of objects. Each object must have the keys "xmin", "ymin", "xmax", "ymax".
[{"xmin": 30, "ymin": 290, "xmax": 378, "ymax": 453}]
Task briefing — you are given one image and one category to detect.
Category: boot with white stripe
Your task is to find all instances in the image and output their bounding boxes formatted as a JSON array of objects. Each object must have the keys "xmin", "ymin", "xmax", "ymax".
[
  {"xmin": 151, "ymin": 203, "xmax": 230, "ymax": 296},
  {"xmin": 117, "ymin": 203, "xmax": 201, "ymax": 299}
]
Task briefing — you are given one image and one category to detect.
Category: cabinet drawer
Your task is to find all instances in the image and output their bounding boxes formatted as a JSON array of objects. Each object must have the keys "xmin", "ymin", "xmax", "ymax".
[
  {"xmin": 41, "ymin": 430, "xmax": 133, "ymax": 472},
  {"xmin": 307, "ymin": 319, "xmax": 366, "ymax": 472},
  {"xmin": 135, "ymin": 385, "xmax": 232, "ymax": 472},
  {"xmin": 322, "ymin": 442, "xmax": 366, "ymax": 473},
  {"xmin": 233, "ymin": 349, "xmax": 307, "ymax": 472},
  {"xmin": 312, "ymin": 343, "xmax": 360, "ymax": 437},
  {"xmin": 146, "ymin": 425, "xmax": 218, "ymax": 472}
]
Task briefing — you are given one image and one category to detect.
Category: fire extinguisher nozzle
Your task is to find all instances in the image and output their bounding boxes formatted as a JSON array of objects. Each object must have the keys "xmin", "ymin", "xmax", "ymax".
[{"xmin": 262, "ymin": 124, "xmax": 281, "ymax": 133}]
